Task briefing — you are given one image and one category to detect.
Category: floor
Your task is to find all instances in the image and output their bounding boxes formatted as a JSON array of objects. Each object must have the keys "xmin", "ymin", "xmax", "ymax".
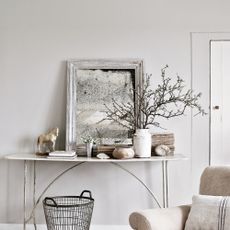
[{"xmin": 0, "ymin": 224, "xmax": 131, "ymax": 230}]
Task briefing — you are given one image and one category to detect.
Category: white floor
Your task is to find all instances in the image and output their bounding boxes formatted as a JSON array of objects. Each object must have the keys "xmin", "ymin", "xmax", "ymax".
[{"xmin": 0, "ymin": 224, "xmax": 131, "ymax": 230}]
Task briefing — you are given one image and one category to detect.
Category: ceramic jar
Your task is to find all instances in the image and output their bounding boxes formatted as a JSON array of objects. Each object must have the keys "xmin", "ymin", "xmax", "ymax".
[
  {"xmin": 133, "ymin": 129, "xmax": 152, "ymax": 158},
  {"xmin": 112, "ymin": 146, "xmax": 135, "ymax": 159}
]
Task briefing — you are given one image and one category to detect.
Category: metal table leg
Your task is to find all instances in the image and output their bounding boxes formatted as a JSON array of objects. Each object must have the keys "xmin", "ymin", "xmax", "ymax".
[
  {"xmin": 162, "ymin": 160, "xmax": 169, "ymax": 208},
  {"xmin": 33, "ymin": 161, "xmax": 37, "ymax": 230},
  {"xmin": 26, "ymin": 162, "xmax": 86, "ymax": 225},
  {"xmin": 23, "ymin": 160, "xmax": 28, "ymax": 230}
]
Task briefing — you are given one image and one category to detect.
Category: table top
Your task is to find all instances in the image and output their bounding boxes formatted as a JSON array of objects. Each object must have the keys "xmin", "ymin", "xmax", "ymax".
[{"xmin": 4, "ymin": 153, "xmax": 188, "ymax": 163}]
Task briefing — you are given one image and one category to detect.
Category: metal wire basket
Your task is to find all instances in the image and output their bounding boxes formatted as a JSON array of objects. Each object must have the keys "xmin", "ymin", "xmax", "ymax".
[{"xmin": 43, "ymin": 190, "xmax": 94, "ymax": 230}]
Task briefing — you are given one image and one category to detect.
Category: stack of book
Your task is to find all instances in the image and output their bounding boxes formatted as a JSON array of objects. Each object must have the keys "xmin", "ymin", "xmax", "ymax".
[
  {"xmin": 48, "ymin": 151, "xmax": 77, "ymax": 159},
  {"xmin": 76, "ymin": 144, "xmax": 131, "ymax": 157},
  {"xmin": 76, "ymin": 144, "xmax": 116, "ymax": 157},
  {"xmin": 151, "ymin": 132, "xmax": 175, "ymax": 156},
  {"xmin": 76, "ymin": 144, "xmax": 87, "ymax": 156}
]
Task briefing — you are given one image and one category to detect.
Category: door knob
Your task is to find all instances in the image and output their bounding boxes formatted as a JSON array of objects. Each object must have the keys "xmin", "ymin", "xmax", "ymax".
[{"xmin": 213, "ymin": 105, "xmax": 220, "ymax": 110}]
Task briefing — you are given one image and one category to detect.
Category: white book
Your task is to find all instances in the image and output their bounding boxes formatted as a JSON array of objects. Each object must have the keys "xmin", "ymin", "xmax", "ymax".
[
  {"xmin": 48, "ymin": 151, "xmax": 76, "ymax": 157},
  {"xmin": 47, "ymin": 155, "xmax": 77, "ymax": 160}
]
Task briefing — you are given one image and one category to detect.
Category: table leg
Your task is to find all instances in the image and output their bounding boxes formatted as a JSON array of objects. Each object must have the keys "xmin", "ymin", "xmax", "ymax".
[
  {"xmin": 23, "ymin": 160, "xmax": 28, "ymax": 230},
  {"xmin": 162, "ymin": 160, "xmax": 169, "ymax": 208},
  {"xmin": 33, "ymin": 161, "xmax": 37, "ymax": 230},
  {"xmin": 25, "ymin": 161, "xmax": 86, "ymax": 225}
]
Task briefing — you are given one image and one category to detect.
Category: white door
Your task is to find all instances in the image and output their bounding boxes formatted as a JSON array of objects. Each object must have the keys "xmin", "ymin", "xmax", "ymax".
[{"xmin": 211, "ymin": 41, "xmax": 230, "ymax": 165}]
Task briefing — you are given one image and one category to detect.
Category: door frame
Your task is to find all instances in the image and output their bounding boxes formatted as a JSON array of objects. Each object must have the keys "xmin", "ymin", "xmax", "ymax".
[{"xmin": 190, "ymin": 32, "xmax": 230, "ymax": 192}]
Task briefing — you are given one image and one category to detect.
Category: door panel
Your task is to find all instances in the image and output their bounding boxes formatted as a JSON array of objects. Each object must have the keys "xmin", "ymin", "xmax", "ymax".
[{"xmin": 211, "ymin": 41, "xmax": 230, "ymax": 165}]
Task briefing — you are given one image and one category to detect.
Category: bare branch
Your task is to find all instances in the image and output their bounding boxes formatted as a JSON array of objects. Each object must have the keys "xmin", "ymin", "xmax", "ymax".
[{"xmin": 103, "ymin": 65, "xmax": 207, "ymax": 130}]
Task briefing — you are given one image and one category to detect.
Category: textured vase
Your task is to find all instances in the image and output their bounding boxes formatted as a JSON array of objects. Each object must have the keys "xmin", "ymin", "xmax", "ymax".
[
  {"xmin": 86, "ymin": 143, "xmax": 93, "ymax": 157},
  {"xmin": 133, "ymin": 129, "xmax": 151, "ymax": 158}
]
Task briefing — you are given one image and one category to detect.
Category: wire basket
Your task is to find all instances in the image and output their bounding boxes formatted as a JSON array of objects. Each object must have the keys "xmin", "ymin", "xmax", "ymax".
[{"xmin": 43, "ymin": 190, "xmax": 94, "ymax": 230}]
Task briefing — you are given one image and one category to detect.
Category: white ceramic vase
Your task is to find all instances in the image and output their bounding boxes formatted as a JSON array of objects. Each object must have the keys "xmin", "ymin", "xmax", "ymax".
[{"xmin": 133, "ymin": 129, "xmax": 152, "ymax": 158}]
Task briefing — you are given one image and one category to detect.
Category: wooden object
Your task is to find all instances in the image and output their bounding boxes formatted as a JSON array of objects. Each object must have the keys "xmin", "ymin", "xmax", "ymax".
[{"xmin": 151, "ymin": 132, "xmax": 175, "ymax": 156}]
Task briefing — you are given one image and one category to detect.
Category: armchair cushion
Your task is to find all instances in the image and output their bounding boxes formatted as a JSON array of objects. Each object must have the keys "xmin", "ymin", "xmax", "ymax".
[
  {"xmin": 185, "ymin": 195, "xmax": 230, "ymax": 230},
  {"xmin": 129, "ymin": 205, "xmax": 191, "ymax": 230}
]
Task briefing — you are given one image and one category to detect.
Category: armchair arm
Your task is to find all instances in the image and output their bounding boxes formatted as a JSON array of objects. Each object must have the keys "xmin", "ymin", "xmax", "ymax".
[{"xmin": 129, "ymin": 205, "xmax": 191, "ymax": 230}]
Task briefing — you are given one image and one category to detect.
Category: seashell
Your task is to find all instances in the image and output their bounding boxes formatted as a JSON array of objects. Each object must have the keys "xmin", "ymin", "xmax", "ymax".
[
  {"xmin": 96, "ymin": 153, "xmax": 110, "ymax": 159},
  {"xmin": 155, "ymin": 145, "xmax": 170, "ymax": 156},
  {"xmin": 112, "ymin": 147, "xmax": 135, "ymax": 159}
]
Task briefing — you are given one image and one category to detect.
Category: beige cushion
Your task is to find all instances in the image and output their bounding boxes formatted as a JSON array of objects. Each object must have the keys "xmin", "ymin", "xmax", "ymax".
[
  {"xmin": 185, "ymin": 195, "xmax": 230, "ymax": 230},
  {"xmin": 200, "ymin": 166, "xmax": 230, "ymax": 196},
  {"xmin": 129, "ymin": 205, "xmax": 190, "ymax": 230}
]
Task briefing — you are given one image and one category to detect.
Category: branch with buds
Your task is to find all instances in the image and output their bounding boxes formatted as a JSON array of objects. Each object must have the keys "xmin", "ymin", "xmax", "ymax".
[{"xmin": 104, "ymin": 65, "xmax": 207, "ymax": 131}]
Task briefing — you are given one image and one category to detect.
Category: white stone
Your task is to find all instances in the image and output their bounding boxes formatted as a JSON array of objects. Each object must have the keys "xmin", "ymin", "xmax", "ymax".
[
  {"xmin": 155, "ymin": 145, "xmax": 170, "ymax": 156},
  {"xmin": 96, "ymin": 153, "xmax": 110, "ymax": 159}
]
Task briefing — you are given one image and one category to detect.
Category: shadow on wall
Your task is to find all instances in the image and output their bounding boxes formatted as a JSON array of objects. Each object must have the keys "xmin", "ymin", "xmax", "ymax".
[
  {"xmin": 16, "ymin": 60, "xmax": 67, "ymax": 153},
  {"xmin": 43, "ymin": 60, "xmax": 67, "ymax": 151},
  {"xmin": 3, "ymin": 60, "xmax": 68, "ymax": 223}
]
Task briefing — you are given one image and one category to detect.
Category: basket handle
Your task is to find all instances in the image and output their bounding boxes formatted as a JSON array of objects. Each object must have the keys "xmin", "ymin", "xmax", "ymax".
[
  {"xmin": 44, "ymin": 197, "xmax": 58, "ymax": 207},
  {"xmin": 80, "ymin": 190, "xmax": 92, "ymax": 198}
]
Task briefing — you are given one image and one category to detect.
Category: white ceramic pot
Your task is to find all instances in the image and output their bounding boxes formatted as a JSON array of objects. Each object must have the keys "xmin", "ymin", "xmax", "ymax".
[{"xmin": 133, "ymin": 129, "xmax": 151, "ymax": 158}]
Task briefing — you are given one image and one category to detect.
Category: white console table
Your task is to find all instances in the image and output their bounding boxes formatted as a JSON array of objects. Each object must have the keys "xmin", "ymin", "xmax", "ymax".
[{"xmin": 5, "ymin": 153, "xmax": 188, "ymax": 230}]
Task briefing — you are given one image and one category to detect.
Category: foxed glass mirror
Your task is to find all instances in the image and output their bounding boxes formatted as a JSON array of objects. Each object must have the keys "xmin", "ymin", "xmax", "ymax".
[{"xmin": 66, "ymin": 59, "xmax": 143, "ymax": 154}]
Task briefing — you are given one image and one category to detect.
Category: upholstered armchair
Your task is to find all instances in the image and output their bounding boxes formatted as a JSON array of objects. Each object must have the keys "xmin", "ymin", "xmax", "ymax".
[{"xmin": 129, "ymin": 166, "xmax": 230, "ymax": 230}]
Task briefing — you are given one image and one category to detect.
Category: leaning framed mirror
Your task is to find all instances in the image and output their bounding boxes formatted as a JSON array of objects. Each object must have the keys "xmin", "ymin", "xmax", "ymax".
[{"xmin": 66, "ymin": 59, "xmax": 143, "ymax": 154}]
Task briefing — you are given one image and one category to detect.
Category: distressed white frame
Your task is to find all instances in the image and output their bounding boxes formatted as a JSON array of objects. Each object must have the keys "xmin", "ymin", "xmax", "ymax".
[{"xmin": 66, "ymin": 59, "xmax": 143, "ymax": 151}]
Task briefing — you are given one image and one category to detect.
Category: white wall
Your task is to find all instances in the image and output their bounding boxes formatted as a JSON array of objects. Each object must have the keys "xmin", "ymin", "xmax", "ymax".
[{"xmin": 1, "ymin": 0, "xmax": 230, "ymax": 225}]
